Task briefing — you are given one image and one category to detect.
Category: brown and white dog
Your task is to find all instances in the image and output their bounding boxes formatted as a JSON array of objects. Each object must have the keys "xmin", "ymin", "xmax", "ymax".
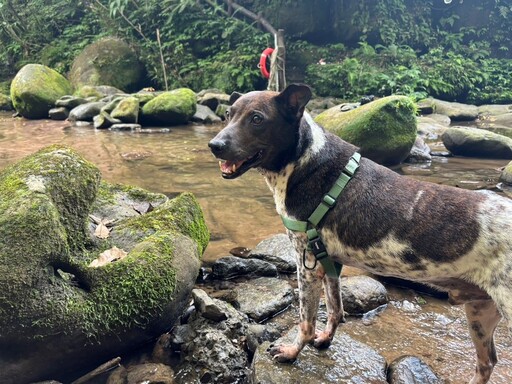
[{"xmin": 208, "ymin": 84, "xmax": 512, "ymax": 384}]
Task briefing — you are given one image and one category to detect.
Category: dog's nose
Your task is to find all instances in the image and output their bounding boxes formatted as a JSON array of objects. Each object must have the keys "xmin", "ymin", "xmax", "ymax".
[{"xmin": 208, "ymin": 139, "xmax": 227, "ymax": 155}]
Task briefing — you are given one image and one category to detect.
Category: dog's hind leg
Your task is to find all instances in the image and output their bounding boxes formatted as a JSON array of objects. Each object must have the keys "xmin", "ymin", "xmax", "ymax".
[
  {"xmin": 268, "ymin": 244, "xmax": 323, "ymax": 362},
  {"xmin": 313, "ymin": 275, "xmax": 344, "ymax": 349},
  {"xmin": 465, "ymin": 300, "xmax": 502, "ymax": 384}
]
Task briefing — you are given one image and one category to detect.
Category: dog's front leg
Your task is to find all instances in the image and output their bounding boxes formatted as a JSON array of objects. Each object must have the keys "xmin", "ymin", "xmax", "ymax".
[
  {"xmin": 268, "ymin": 235, "xmax": 323, "ymax": 362},
  {"xmin": 314, "ymin": 275, "xmax": 344, "ymax": 349}
]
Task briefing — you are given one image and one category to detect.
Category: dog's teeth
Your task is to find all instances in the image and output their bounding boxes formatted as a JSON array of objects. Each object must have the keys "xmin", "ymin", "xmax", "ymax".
[{"xmin": 232, "ymin": 163, "xmax": 237, "ymax": 173}]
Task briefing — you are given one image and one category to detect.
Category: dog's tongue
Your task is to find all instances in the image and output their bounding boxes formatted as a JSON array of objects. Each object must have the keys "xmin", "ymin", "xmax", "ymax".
[{"xmin": 220, "ymin": 160, "xmax": 244, "ymax": 174}]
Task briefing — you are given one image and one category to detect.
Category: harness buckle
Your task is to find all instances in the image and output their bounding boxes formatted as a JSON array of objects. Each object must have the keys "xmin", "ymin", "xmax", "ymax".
[
  {"xmin": 322, "ymin": 194, "xmax": 336, "ymax": 208},
  {"xmin": 308, "ymin": 236, "xmax": 327, "ymax": 259}
]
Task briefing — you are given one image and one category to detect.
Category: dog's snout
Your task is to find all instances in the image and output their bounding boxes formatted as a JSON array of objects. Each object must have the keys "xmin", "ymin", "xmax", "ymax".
[{"xmin": 208, "ymin": 138, "xmax": 227, "ymax": 155}]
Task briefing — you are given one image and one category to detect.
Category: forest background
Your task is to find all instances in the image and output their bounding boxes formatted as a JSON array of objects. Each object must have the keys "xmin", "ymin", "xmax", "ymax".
[{"xmin": 1, "ymin": 0, "xmax": 511, "ymax": 104}]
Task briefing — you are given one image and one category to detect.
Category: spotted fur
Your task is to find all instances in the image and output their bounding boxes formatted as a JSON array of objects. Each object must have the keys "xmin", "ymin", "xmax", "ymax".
[{"xmin": 209, "ymin": 84, "xmax": 512, "ymax": 384}]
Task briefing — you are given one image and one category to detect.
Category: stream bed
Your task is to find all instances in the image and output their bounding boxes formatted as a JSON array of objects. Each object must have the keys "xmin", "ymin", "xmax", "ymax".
[{"xmin": 1, "ymin": 112, "xmax": 511, "ymax": 383}]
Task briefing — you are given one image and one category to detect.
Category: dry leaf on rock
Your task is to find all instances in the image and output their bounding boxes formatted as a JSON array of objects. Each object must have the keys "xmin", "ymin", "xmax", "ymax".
[{"xmin": 88, "ymin": 246, "xmax": 128, "ymax": 268}]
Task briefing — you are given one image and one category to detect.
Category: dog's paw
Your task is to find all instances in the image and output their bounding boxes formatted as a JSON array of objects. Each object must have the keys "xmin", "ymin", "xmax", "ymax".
[
  {"xmin": 267, "ymin": 343, "xmax": 299, "ymax": 363},
  {"xmin": 312, "ymin": 330, "xmax": 333, "ymax": 349}
]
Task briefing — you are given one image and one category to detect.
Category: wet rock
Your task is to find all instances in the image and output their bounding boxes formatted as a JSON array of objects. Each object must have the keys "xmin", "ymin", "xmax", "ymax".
[
  {"xmin": 0, "ymin": 145, "xmax": 208, "ymax": 383},
  {"xmin": 211, "ymin": 255, "xmax": 278, "ymax": 279},
  {"xmin": 141, "ymin": 88, "xmax": 196, "ymax": 126},
  {"xmin": 362, "ymin": 303, "xmax": 388, "ymax": 325},
  {"xmin": 246, "ymin": 323, "xmax": 281, "ymax": 355},
  {"xmin": 110, "ymin": 123, "xmax": 142, "ymax": 131},
  {"xmin": 416, "ymin": 119, "xmax": 448, "ymax": 141},
  {"xmin": 431, "ymin": 98, "xmax": 478, "ymax": 121},
  {"xmin": 191, "ymin": 104, "xmax": 222, "ymax": 124},
  {"xmin": 111, "ymin": 96, "xmax": 139, "ymax": 123},
  {"xmin": 234, "ymin": 277, "xmax": 294, "ymax": 321},
  {"xmin": 0, "ymin": 92, "xmax": 12, "ymax": 110},
  {"xmin": 500, "ymin": 160, "xmax": 512, "ymax": 185},
  {"xmin": 192, "ymin": 288, "xmax": 228, "ymax": 321},
  {"xmin": 151, "ymin": 333, "xmax": 174, "ymax": 366},
  {"xmin": 406, "ymin": 136, "xmax": 431, "ymax": 163},
  {"xmin": 68, "ymin": 101, "xmax": 106, "ymax": 122},
  {"xmin": 197, "ymin": 89, "xmax": 230, "ymax": 111},
  {"xmin": 93, "ymin": 110, "xmax": 122, "ymax": 129},
  {"xmin": 341, "ymin": 275, "xmax": 388, "ymax": 315},
  {"xmin": 477, "ymin": 104, "xmax": 512, "ymax": 117},
  {"xmin": 442, "ymin": 126, "xmax": 512, "ymax": 159},
  {"xmin": 416, "ymin": 98, "xmax": 435, "ymax": 114},
  {"xmin": 55, "ymin": 95, "xmax": 88, "ymax": 109},
  {"xmin": 10, "ymin": 63, "xmax": 73, "ymax": 119},
  {"xmin": 69, "ymin": 38, "xmax": 144, "ymax": 92},
  {"xmin": 316, "ymin": 95, "xmax": 417, "ymax": 165},
  {"xmin": 170, "ymin": 324, "xmax": 196, "ymax": 351},
  {"xmin": 387, "ymin": 355, "xmax": 443, "ymax": 384},
  {"xmin": 215, "ymin": 103, "xmax": 229, "ymax": 119},
  {"xmin": 175, "ymin": 292, "xmax": 250, "ymax": 384},
  {"xmin": 101, "ymin": 96, "xmax": 126, "ymax": 113},
  {"xmin": 252, "ymin": 328, "xmax": 387, "ymax": 383},
  {"xmin": 49, "ymin": 107, "xmax": 69, "ymax": 120},
  {"xmin": 249, "ymin": 233, "xmax": 297, "ymax": 273},
  {"xmin": 126, "ymin": 363, "xmax": 175, "ymax": 384}
]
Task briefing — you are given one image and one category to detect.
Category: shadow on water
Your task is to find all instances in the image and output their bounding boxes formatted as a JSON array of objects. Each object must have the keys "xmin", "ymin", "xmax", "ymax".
[{"xmin": 1, "ymin": 112, "xmax": 511, "ymax": 382}]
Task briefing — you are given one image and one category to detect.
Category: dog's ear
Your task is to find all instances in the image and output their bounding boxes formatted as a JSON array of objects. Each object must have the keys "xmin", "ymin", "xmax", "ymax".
[
  {"xmin": 229, "ymin": 91, "xmax": 243, "ymax": 105},
  {"xmin": 276, "ymin": 84, "xmax": 312, "ymax": 119}
]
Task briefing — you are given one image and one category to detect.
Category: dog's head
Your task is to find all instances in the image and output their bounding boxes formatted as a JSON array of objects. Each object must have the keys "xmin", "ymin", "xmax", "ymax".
[{"xmin": 208, "ymin": 84, "xmax": 312, "ymax": 179}]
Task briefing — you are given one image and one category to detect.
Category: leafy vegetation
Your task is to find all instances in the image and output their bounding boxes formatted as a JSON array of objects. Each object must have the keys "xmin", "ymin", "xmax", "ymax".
[{"xmin": 0, "ymin": 0, "xmax": 512, "ymax": 102}]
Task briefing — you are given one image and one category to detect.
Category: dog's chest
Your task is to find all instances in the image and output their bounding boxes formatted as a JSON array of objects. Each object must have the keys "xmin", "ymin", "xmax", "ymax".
[{"xmin": 263, "ymin": 164, "xmax": 295, "ymax": 217}]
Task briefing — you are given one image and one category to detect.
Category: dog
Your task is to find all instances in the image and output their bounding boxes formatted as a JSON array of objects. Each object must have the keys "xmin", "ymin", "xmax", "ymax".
[{"xmin": 208, "ymin": 84, "xmax": 512, "ymax": 384}]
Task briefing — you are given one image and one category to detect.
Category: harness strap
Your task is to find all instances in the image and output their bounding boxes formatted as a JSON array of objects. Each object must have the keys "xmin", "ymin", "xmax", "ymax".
[{"xmin": 281, "ymin": 152, "xmax": 361, "ymax": 278}]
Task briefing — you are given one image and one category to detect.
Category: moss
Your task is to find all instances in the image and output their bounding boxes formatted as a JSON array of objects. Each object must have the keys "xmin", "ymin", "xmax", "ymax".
[
  {"xmin": 10, "ymin": 64, "xmax": 73, "ymax": 119},
  {"xmin": 141, "ymin": 88, "xmax": 197, "ymax": 125},
  {"xmin": 315, "ymin": 95, "xmax": 417, "ymax": 165},
  {"xmin": 74, "ymin": 85, "xmax": 103, "ymax": 99},
  {"xmin": 111, "ymin": 96, "xmax": 139, "ymax": 123}
]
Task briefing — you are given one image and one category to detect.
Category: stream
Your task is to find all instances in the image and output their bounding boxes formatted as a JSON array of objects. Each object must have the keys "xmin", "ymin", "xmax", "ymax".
[{"xmin": 1, "ymin": 112, "xmax": 511, "ymax": 383}]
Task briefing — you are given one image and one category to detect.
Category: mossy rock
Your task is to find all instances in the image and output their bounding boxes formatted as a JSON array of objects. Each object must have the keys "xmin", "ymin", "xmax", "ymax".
[
  {"xmin": 442, "ymin": 126, "xmax": 512, "ymax": 159},
  {"xmin": 69, "ymin": 37, "xmax": 144, "ymax": 93},
  {"xmin": 501, "ymin": 161, "xmax": 512, "ymax": 185},
  {"xmin": 0, "ymin": 93, "xmax": 12, "ymax": 111},
  {"xmin": 141, "ymin": 88, "xmax": 197, "ymax": 125},
  {"xmin": 111, "ymin": 96, "xmax": 139, "ymax": 123},
  {"xmin": 315, "ymin": 96, "xmax": 417, "ymax": 165},
  {"xmin": 0, "ymin": 145, "xmax": 209, "ymax": 383},
  {"xmin": 10, "ymin": 64, "xmax": 73, "ymax": 119}
]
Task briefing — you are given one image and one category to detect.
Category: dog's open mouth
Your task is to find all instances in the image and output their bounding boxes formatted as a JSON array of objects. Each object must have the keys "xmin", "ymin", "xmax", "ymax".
[{"xmin": 218, "ymin": 151, "xmax": 263, "ymax": 179}]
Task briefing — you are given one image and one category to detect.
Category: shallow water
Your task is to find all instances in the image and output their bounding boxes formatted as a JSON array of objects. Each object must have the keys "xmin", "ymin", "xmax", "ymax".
[{"xmin": 1, "ymin": 112, "xmax": 511, "ymax": 382}]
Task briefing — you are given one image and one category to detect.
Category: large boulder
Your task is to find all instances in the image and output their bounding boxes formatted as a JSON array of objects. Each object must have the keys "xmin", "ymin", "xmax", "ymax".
[
  {"xmin": 69, "ymin": 38, "xmax": 144, "ymax": 92},
  {"xmin": 315, "ymin": 95, "xmax": 417, "ymax": 165},
  {"xmin": 0, "ymin": 145, "xmax": 209, "ymax": 383},
  {"xmin": 141, "ymin": 88, "xmax": 197, "ymax": 125},
  {"xmin": 442, "ymin": 126, "xmax": 512, "ymax": 159},
  {"xmin": 10, "ymin": 64, "xmax": 73, "ymax": 119}
]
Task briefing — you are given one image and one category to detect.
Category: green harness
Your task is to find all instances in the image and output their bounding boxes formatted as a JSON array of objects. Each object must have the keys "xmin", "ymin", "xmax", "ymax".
[{"xmin": 280, "ymin": 152, "xmax": 361, "ymax": 278}]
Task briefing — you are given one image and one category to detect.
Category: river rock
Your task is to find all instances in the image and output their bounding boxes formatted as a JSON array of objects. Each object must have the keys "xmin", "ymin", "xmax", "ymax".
[
  {"xmin": 431, "ymin": 98, "xmax": 478, "ymax": 121},
  {"xmin": 477, "ymin": 104, "xmax": 512, "ymax": 117},
  {"xmin": 192, "ymin": 104, "xmax": 222, "ymax": 124},
  {"xmin": 211, "ymin": 255, "xmax": 278, "ymax": 279},
  {"xmin": 48, "ymin": 106, "xmax": 69, "ymax": 120},
  {"xmin": 0, "ymin": 93, "xmax": 12, "ymax": 110},
  {"xmin": 406, "ymin": 136, "xmax": 431, "ymax": 163},
  {"xmin": 442, "ymin": 126, "xmax": 512, "ymax": 159},
  {"xmin": 234, "ymin": 277, "xmax": 294, "ymax": 321},
  {"xmin": 500, "ymin": 161, "xmax": 512, "ymax": 185},
  {"xmin": 141, "ymin": 88, "xmax": 197, "ymax": 125},
  {"xmin": 75, "ymin": 85, "xmax": 126, "ymax": 100},
  {"xmin": 416, "ymin": 98, "xmax": 435, "ymax": 114},
  {"xmin": 108, "ymin": 363, "xmax": 175, "ymax": 384},
  {"xmin": 133, "ymin": 91, "xmax": 157, "ymax": 106},
  {"xmin": 315, "ymin": 95, "xmax": 417, "ymax": 165},
  {"xmin": 69, "ymin": 38, "xmax": 144, "ymax": 92},
  {"xmin": 192, "ymin": 288, "xmax": 228, "ymax": 321},
  {"xmin": 10, "ymin": 63, "xmax": 73, "ymax": 119},
  {"xmin": 341, "ymin": 275, "xmax": 388, "ymax": 315},
  {"xmin": 174, "ymin": 291, "xmax": 250, "ymax": 383},
  {"xmin": 111, "ymin": 96, "xmax": 139, "ymax": 123},
  {"xmin": 252, "ymin": 328, "xmax": 388, "ymax": 383},
  {"xmin": 68, "ymin": 101, "xmax": 106, "ymax": 121},
  {"xmin": 0, "ymin": 145, "xmax": 209, "ymax": 383},
  {"xmin": 249, "ymin": 233, "xmax": 297, "ymax": 273},
  {"xmin": 55, "ymin": 95, "xmax": 88, "ymax": 109},
  {"xmin": 93, "ymin": 110, "xmax": 122, "ymax": 129},
  {"xmin": 197, "ymin": 89, "xmax": 230, "ymax": 111},
  {"xmin": 416, "ymin": 117, "xmax": 448, "ymax": 141},
  {"xmin": 387, "ymin": 355, "xmax": 443, "ymax": 384},
  {"xmin": 110, "ymin": 123, "xmax": 142, "ymax": 131}
]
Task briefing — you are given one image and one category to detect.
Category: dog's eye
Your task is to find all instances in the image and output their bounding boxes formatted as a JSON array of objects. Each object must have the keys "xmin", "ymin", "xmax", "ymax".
[{"xmin": 251, "ymin": 114, "xmax": 263, "ymax": 125}]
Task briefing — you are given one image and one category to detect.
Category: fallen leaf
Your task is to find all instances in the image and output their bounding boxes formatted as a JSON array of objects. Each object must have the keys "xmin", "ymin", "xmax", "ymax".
[
  {"xmin": 94, "ymin": 222, "xmax": 111, "ymax": 239},
  {"xmin": 89, "ymin": 246, "xmax": 128, "ymax": 268}
]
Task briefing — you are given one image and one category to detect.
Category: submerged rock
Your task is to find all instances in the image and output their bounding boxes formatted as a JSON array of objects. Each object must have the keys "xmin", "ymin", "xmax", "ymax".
[
  {"xmin": 10, "ymin": 64, "xmax": 73, "ymax": 119},
  {"xmin": 0, "ymin": 145, "xmax": 209, "ymax": 383},
  {"xmin": 442, "ymin": 126, "xmax": 512, "ymax": 159},
  {"xmin": 387, "ymin": 355, "xmax": 443, "ymax": 384},
  {"xmin": 252, "ymin": 328, "xmax": 388, "ymax": 383},
  {"xmin": 211, "ymin": 255, "xmax": 278, "ymax": 279},
  {"xmin": 315, "ymin": 95, "xmax": 417, "ymax": 165}
]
